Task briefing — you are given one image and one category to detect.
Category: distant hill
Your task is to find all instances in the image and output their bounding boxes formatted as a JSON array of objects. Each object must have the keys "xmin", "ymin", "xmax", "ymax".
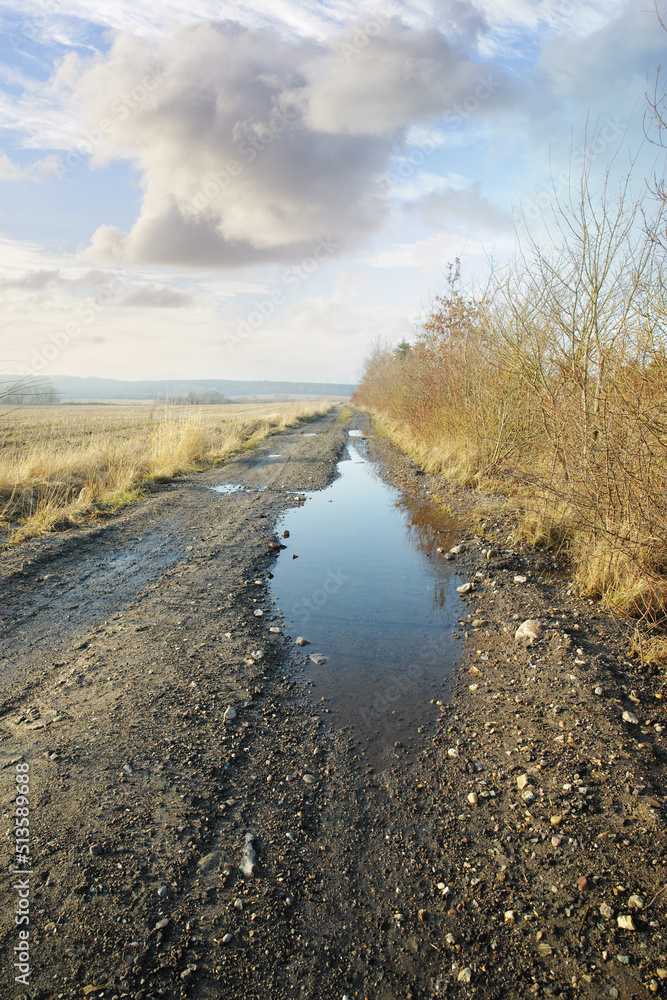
[{"xmin": 50, "ymin": 376, "xmax": 355, "ymax": 401}]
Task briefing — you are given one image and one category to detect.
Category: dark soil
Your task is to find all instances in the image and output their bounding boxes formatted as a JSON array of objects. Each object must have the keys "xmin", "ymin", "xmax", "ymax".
[{"xmin": 1, "ymin": 407, "xmax": 665, "ymax": 1000}]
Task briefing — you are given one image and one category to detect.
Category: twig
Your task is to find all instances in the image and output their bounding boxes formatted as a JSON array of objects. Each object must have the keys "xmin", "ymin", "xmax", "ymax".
[{"xmin": 646, "ymin": 884, "xmax": 667, "ymax": 909}]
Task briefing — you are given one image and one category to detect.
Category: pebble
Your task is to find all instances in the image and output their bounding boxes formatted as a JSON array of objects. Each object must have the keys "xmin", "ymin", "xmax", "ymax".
[
  {"xmin": 517, "ymin": 774, "xmax": 530, "ymax": 790},
  {"xmin": 522, "ymin": 790, "xmax": 535, "ymax": 804},
  {"xmin": 296, "ymin": 637, "xmax": 310, "ymax": 646},
  {"xmin": 550, "ymin": 815, "xmax": 562, "ymax": 826},
  {"xmin": 599, "ymin": 903, "xmax": 613, "ymax": 919},
  {"xmin": 281, "ymin": 529, "xmax": 290, "ymax": 538},
  {"xmin": 467, "ymin": 792, "xmax": 478, "ymax": 805},
  {"xmin": 254, "ymin": 609, "xmax": 264, "ymax": 616},
  {"xmin": 269, "ymin": 626, "xmax": 281, "ymax": 633},
  {"xmin": 551, "ymin": 836, "xmax": 563, "ymax": 848},
  {"xmin": 594, "ymin": 686, "xmax": 604, "ymax": 696},
  {"xmin": 224, "ymin": 706, "xmax": 237, "ymax": 721},
  {"xmin": 622, "ymin": 711, "xmax": 639, "ymax": 725},
  {"xmin": 122, "ymin": 763, "xmax": 133, "ymax": 775},
  {"xmin": 447, "ymin": 748, "xmax": 458, "ymax": 757},
  {"xmin": 513, "ymin": 575, "xmax": 527, "ymax": 584},
  {"xmin": 222, "ymin": 933, "xmax": 233, "ymax": 943},
  {"xmin": 450, "ymin": 545, "xmax": 463, "ymax": 555},
  {"xmin": 616, "ymin": 954, "xmax": 630, "ymax": 964},
  {"xmin": 197, "ymin": 851, "xmax": 220, "ymax": 873},
  {"xmin": 240, "ymin": 834, "xmax": 256, "ymax": 877},
  {"xmin": 457, "ymin": 583, "xmax": 473, "ymax": 594},
  {"xmin": 515, "ymin": 619, "xmax": 541, "ymax": 641},
  {"xmin": 303, "ymin": 773, "xmax": 317, "ymax": 784},
  {"xmin": 577, "ymin": 876, "xmax": 588, "ymax": 892},
  {"xmin": 154, "ymin": 918, "xmax": 170, "ymax": 931},
  {"xmin": 457, "ymin": 968, "xmax": 472, "ymax": 984},
  {"xmin": 628, "ymin": 894, "xmax": 644, "ymax": 909},
  {"xmin": 158, "ymin": 886, "xmax": 168, "ymax": 898},
  {"xmin": 617, "ymin": 914, "xmax": 636, "ymax": 931},
  {"xmin": 309, "ymin": 654, "xmax": 328, "ymax": 665},
  {"xmin": 504, "ymin": 910, "xmax": 516, "ymax": 924},
  {"xmin": 472, "ymin": 619, "xmax": 486, "ymax": 627}
]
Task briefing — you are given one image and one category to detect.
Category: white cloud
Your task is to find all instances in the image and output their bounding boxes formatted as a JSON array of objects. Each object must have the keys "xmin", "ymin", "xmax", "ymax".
[
  {"xmin": 49, "ymin": 18, "xmax": 511, "ymax": 269},
  {"xmin": 0, "ymin": 151, "xmax": 60, "ymax": 180}
]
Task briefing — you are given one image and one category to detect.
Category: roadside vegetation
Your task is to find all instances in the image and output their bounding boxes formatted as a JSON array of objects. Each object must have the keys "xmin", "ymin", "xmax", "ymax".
[
  {"xmin": 0, "ymin": 400, "xmax": 332, "ymax": 544},
  {"xmin": 356, "ymin": 145, "xmax": 667, "ymax": 644}
]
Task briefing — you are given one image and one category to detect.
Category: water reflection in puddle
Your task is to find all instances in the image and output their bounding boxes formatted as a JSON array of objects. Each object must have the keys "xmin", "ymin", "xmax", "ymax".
[
  {"xmin": 269, "ymin": 432, "xmax": 465, "ymax": 766},
  {"xmin": 212, "ymin": 483, "xmax": 244, "ymax": 495},
  {"xmin": 267, "ymin": 454, "xmax": 282, "ymax": 459}
]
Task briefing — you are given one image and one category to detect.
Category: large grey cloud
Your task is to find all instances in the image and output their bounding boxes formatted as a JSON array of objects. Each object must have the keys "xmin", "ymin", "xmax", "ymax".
[{"xmin": 54, "ymin": 17, "xmax": 512, "ymax": 268}]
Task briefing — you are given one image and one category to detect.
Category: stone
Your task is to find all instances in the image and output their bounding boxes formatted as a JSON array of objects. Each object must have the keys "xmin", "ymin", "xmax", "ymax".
[
  {"xmin": 222, "ymin": 933, "xmax": 233, "ymax": 943},
  {"xmin": 154, "ymin": 918, "xmax": 170, "ymax": 931},
  {"xmin": 197, "ymin": 851, "xmax": 220, "ymax": 874},
  {"xmin": 418, "ymin": 909, "xmax": 427, "ymax": 922},
  {"xmin": 281, "ymin": 529, "xmax": 290, "ymax": 538},
  {"xmin": 504, "ymin": 910, "xmax": 516, "ymax": 924},
  {"xmin": 617, "ymin": 914, "xmax": 636, "ymax": 931},
  {"xmin": 224, "ymin": 706, "xmax": 237, "ymax": 721},
  {"xmin": 457, "ymin": 583, "xmax": 473, "ymax": 594},
  {"xmin": 309, "ymin": 654, "xmax": 328, "ymax": 665},
  {"xmin": 627, "ymin": 894, "xmax": 644, "ymax": 909},
  {"xmin": 158, "ymin": 886, "xmax": 168, "ymax": 898},
  {"xmin": 594, "ymin": 686, "xmax": 604, "ymax": 696},
  {"xmin": 254, "ymin": 609, "xmax": 264, "ymax": 616},
  {"xmin": 467, "ymin": 792, "xmax": 478, "ymax": 805},
  {"xmin": 550, "ymin": 815, "xmax": 562, "ymax": 827},
  {"xmin": 517, "ymin": 774, "xmax": 530, "ymax": 790},
  {"xmin": 577, "ymin": 876, "xmax": 588, "ymax": 892},
  {"xmin": 515, "ymin": 619, "xmax": 542, "ymax": 641},
  {"xmin": 522, "ymin": 790, "xmax": 535, "ymax": 804},
  {"xmin": 458, "ymin": 968, "xmax": 472, "ymax": 984},
  {"xmin": 303, "ymin": 773, "xmax": 317, "ymax": 784},
  {"xmin": 472, "ymin": 619, "xmax": 486, "ymax": 627},
  {"xmin": 450, "ymin": 545, "xmax": 463, "ymax": 555},
  {"xmin": 240, "ymin": 834, "xmax": 256, "ymax": 877},
  {"xmin": 551, "ymin": 836, "xmax": 563, "ymax": 848},
  {"xmin": 269, "ymin": 626, "xmax": 281, "ymax": 633},
  {"xmin": 622, "ymin": 711, "xmax": 639, "ymax": 725},
  {"xmin": 296, "ymin": 637, "xmax": 310, "ymax": 646},
  {"xmin": 447, "ymin": 748, "xmax": 458, "ymax": 757},
  {"xmin": 599, "ymin": 903, "xmax": 613, "ymax": 919},
  {"xmin": 468, "ymin": 666, "xmax": 482, "ymax": 676},
  {"xmin": 513, "ymin": 575, "xmax": 528, "ymax": 584}
]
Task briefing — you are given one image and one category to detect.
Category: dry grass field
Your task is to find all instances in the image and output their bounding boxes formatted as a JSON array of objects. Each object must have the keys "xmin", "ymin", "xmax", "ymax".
[{"xmin": 0, "ymin": 400, "xmax": 333, "ymax": 543}]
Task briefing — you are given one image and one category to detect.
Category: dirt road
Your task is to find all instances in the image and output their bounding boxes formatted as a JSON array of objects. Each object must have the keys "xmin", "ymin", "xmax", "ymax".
[{"xmin": 1, "ymin": 408, "xmax": 666, "ymax": 1000}]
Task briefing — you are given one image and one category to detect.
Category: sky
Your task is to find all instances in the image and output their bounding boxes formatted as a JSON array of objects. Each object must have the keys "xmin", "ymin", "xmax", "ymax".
[{"xmin": 0, "ymin": 0, "xmax": 665, "ymax": 384}]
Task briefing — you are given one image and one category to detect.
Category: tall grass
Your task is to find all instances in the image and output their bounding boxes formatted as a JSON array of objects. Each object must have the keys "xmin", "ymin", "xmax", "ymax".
[
  {"xmin": 0, "ymin": 400, "xmax": 333, "ymax": 543},
  {"xmin": 356, "ymin": 166, "xmax": 667, "ymax": 625}
]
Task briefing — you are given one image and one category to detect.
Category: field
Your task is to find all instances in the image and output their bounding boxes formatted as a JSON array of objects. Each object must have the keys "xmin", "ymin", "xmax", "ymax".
[{"xmin": 0, "ymin": 400, "xmax": 333, "ymax": 543}]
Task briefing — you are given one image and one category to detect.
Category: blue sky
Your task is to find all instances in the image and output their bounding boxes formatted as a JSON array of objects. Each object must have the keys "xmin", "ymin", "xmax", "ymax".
[{"xmin": 0, "ymin": 0, "xmax": 664, "ymax": 383}]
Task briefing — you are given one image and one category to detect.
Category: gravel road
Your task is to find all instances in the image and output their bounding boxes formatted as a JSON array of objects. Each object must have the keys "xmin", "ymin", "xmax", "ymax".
[{"xmin": 1, "ymin": 407, "xmax": 665, "ymax": 1000}]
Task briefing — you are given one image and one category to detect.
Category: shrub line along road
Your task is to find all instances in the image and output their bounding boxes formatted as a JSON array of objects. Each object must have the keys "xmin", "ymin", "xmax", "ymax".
[{"xmin": 0, "ymin": 407, "xmax": 665, "ymax": 999}]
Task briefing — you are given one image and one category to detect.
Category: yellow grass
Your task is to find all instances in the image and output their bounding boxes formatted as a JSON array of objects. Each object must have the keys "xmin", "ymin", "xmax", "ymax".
[{"xmin": 0, "ymin": 400, "xmax": 333, "ymax": 544}]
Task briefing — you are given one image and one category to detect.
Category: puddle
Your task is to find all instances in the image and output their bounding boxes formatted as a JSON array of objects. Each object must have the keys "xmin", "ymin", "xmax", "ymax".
[
  {"xmin": 212, "ymin": 483, "xmax": 244, "ymax": 494},
  {"xmin": 269, "ymin": 432, "xmax": 465, "ymax": 767}
]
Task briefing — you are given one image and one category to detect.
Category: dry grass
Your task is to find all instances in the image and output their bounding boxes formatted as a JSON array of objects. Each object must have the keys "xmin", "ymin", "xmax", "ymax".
[{"xmin": 0, "ymin": 400, "xmax": 333, "ymax": 544}]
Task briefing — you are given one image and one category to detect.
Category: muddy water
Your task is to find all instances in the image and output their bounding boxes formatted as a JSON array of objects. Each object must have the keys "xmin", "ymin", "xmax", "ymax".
[{"xmin": 269, "ymin": 432, "xmax": 466, "ymax": 766}]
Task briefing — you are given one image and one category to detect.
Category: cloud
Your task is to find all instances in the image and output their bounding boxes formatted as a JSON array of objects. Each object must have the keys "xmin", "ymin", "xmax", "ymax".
[
  {"xmin": 53, "ymin": 18, "xmax": 511, "ymax": 269},
  {"xmin": 416, "ymin": 181, "xmax": 513, "ymax": 231},
  {"xmin": 0, "ymin": 151, "xmax": 61, "ymax": 181},
  {"xmin": 120, "ymin": 283, "xmax": 193, "ymax": 307},
  {"xmin": 1, "ymin": 268, "xmax": 63, "ymax": 289}
]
